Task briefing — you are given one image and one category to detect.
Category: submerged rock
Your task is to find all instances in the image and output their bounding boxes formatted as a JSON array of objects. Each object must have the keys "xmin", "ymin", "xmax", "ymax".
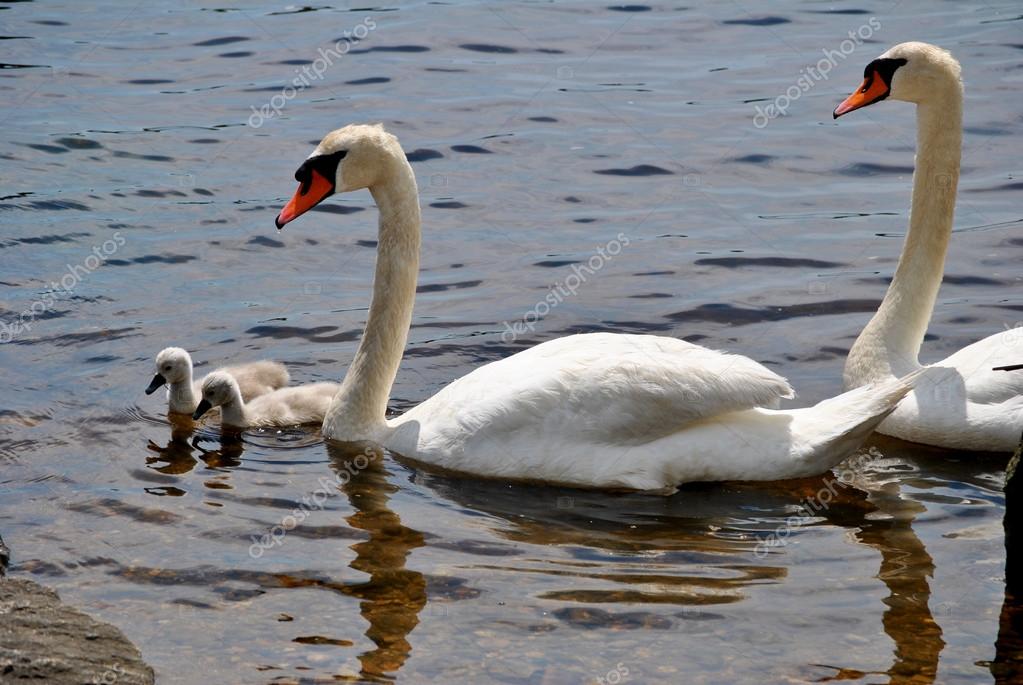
[
  {"xmin": 0, "ymin": 535, "xmax": 8, "ymax": 576},
  {"xmin": 0, "ymin": 577, "xmax": 154, "ymax": 684},
  {"xmin": 1008, "ymin": 437, "xmax": 1021, "ymax": 592},
  {"xmin": 992, "ymin": 435, "xmax": 1023, "ymax": 682}
]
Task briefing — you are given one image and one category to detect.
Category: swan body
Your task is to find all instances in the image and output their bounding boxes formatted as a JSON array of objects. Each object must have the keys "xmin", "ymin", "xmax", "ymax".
[
  {"xmin": 192, "ymin": 370, "xmax": 340, "ymax": 428},
  {"xmin": 383, "ymin": 334, "xmax": 918, "ymax": 491},
  {"xmin": 835, "ymin": 42, "xmax": 1023, "ymax": 452},
  {"xmin": 145, "ymin": 347, "xmax": 290, "ymax": 415},
  {"xmin": 274, "ymin": 123, "xmax": 918, "ymax": 491}
]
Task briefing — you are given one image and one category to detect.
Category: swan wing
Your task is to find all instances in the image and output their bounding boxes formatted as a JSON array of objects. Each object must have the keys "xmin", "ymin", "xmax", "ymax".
[
  {"xmin": 937, "ymin": 329, "xmax": 1023, "ymax": 404},
  {"xmin": 220, "ymin": 360, "xmax": 291, "ymax": 401},
  {"xmin": 403, "ymin": 333, "xmax": 793, "ymax": 446},
  {"xmin": 245, "ymin": 382, "xmax": 339, "ymax": 426}
]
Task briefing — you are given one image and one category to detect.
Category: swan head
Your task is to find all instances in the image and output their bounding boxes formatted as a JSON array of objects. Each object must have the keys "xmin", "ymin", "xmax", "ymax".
[
  {"xmin": 834, "ymin": 42, "xmax": 961, "ymax": 118},
  {"xmin": 275, "ymin": 123, "xmax": 403, "ymax": 229},
  {"xmin": 192, "ymin": 370, "xmax": 239, "ymax": 420},
  {"xmin": 146, "ymin": 347, "xmax": 192, "ymax": 394}
]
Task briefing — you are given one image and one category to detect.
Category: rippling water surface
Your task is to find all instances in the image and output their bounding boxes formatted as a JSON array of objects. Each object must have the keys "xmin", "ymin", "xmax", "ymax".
[{"xmin": 2, "ymin": 1, "xmax": 1022, "ymax": 683}]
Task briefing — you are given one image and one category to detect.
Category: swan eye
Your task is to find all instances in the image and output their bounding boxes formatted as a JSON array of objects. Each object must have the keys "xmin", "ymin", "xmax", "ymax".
[
  {"xmin": 294, "ymin": 150, "xmax": 347, "ymax": 195},
  {"xmin": 862, "ymin": 57, "xmax": 907, "ymax": 86},
  {"xmin": 312, "ymin": 150, "xmax": 347, "ymax": 176}
]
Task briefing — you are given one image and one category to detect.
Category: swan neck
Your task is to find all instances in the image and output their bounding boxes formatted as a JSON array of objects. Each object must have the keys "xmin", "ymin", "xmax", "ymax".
[
  {"xmin": 846, "ymin": 94, "xmax": 962, "ymax": 385},
  {"xmin": 220, "ymin": 394, "xmax": 247, "ymax": 426},
  {"xmin": 168, "ymin": 365, "xmax": 197, "ymax": 413},
  {"xmin": 329, "ymin": 159, "xmax": 420, "ymax": 436}
]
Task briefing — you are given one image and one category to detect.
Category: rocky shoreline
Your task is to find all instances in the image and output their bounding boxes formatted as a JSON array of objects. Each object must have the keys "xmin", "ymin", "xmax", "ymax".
[{"xmin": 0, "ymin": 536, "xmax": 154, "ymax": 684}]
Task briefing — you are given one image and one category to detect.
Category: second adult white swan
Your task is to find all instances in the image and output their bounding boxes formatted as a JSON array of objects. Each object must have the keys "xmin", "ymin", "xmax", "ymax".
[
  {"xmin": 834, "ymin": 42, "xmax": 1023, "ymax": 451},
  {"xmin": 275, "ymin": 124, "xmax": 917, "ymax": 491}
]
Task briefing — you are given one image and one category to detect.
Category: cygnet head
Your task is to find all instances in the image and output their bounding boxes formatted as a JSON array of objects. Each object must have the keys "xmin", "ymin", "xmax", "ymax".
[
  {"xmin": 834, "ymin": 42, "xmax": 961, "ymax": 118},
  {"xmin": 275, "ymin": 123, "xmax": 405, "ymax": 229},
  {"xmin": 192, "ymin": 371, "xmax": 240, "ymax": 420},
  {"xmin": 145, "ymin": 347, "xmax": 192, "ymax": 394}
]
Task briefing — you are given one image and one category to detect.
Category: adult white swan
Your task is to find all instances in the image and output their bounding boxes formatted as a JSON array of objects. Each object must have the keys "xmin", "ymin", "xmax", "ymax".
[
  {"xmin": 834, "ymin": 42, "xmax": 1023, "ymax": 452},
  {"xmin": 275, "ymin": 124, "xmax": 916, "ymax": 491}
]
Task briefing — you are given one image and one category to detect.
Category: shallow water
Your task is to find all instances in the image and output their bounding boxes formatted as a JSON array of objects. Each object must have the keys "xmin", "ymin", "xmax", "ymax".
[{"xmin": 2, "ymin": 0, "xmax": 1022, "ymax": 683}]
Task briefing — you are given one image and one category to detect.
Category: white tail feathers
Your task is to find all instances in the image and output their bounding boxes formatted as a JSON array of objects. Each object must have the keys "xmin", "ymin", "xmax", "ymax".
[
  {"xmin": 823, "ymin": 368, "xmax": 922, "ymax": 418},
  {"xmin": 786, "ymin": 370, "xmax": 920, "ymax": 476}
]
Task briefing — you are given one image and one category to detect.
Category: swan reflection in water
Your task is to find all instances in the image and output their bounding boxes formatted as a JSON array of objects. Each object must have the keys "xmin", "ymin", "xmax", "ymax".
[
  {"xmin": 139, "ymin": 422, "xmax": 1018, "ymax": 682},
  {"xmin": 317, "ymin": 446, "xmax": 953, "ymax": 682},
  {"xmin": 144, "ymin": 415, "xmax": 244, "ymax": 477},
  {"xmin": 416, "ymin": 454, "xmax": 948, "ymax": 684},
  {"xmin": 325, "ymin": 442, "xmax": 427, "ymax": 680},
  {"xmin": 839, "ymin": 440, "xmax": 945, "ymax": 684},
  {"xmin": 324, "ymin": 436, "xmax": 1017, "ymax": 683}
]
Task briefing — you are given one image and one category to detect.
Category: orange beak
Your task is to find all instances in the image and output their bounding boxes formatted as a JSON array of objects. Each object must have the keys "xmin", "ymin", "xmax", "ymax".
[
  {"xmin": 275, "ymin": 169, "xmax": 334, "ymax": 229},
  {"xmin": 833, "ymin": 70, "xmax": 890, "ymax": 118}
]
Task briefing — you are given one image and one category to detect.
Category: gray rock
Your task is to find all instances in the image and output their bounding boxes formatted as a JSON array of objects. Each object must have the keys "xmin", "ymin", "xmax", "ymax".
[{"xmin": 0, "ymin": 577, "xmax": 154, "ymax": 684}]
